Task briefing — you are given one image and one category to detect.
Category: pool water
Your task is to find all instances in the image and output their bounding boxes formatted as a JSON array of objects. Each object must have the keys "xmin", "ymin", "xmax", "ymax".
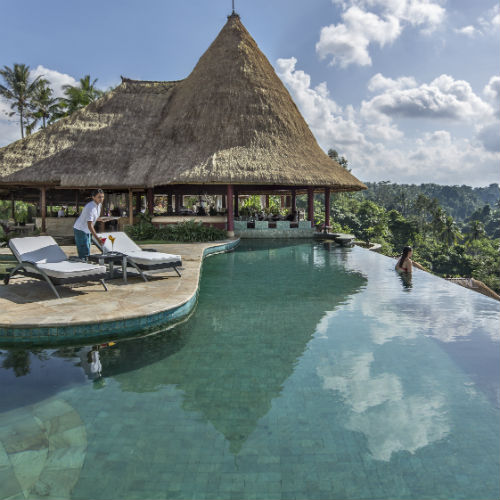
[{"xmin": 1, "ymin": 240, "xmax": 499, "ymax": 500}]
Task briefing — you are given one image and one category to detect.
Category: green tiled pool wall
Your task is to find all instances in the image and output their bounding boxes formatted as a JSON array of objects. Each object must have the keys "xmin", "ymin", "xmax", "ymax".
[{"xmin": 0, "ymin": 238, "xmax": 240, "ymax": 345}]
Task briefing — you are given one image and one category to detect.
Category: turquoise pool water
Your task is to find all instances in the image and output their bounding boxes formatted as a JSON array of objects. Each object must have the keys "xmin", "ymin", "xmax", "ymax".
[{"xmin": 1, "ymin": 240, "xmax": 499, "ymax": 499}]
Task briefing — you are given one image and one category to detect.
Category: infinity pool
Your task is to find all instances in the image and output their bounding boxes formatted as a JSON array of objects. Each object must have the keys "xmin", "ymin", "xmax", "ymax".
[{"xmin": 1, "ymin": 240, "xmax": 499, "ymax": 499}]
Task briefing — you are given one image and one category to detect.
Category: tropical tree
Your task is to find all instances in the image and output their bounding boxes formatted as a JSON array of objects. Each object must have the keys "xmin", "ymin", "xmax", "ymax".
[
  {"xmin": 25, "ymin": 79, "xmax": 61, "ymax": 133},
  {"xmin": 466, "ymin": 220, "xmax": 486, "ymax": 242},
  {"xmin": 431, "ymin": 207, "xmax": 446, "ymax": 239},
  {"xmin": 56, "ymin": 75, "xmax": 104, "ymax": 117},
  {"xmin": 440, "ymin": 215, "xmax": 463, "ymax": 246},
  {"xmin": 327, "ymin": 148, "xmax": 350, "ymax": 171},
  {"xmin": 0, "ymin": 63, "xmax": 42, "ymax": 138}
]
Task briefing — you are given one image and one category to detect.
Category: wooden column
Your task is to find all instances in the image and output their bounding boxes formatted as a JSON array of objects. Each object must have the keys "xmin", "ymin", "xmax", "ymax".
[
  {"xmin": 146, "ymin": 188, "xmax": 154, "ymax": 215},
  {"xmin": 128, "ymin": 189, "xmax": 134, "ymax": 226},
  {"xmin": 265, "ymin": 195, "xmax": 270, "ymax": 208},
  {"xmin": 234, "ymin": 190, "xmax": 239, "ymax": 217},
  {"xmin": 280, "ymin": 195, "xmax": 285, "ymax": 209},
  {"xmin": 222, "ymin": 193, "xmax": 226, "ymax": 209},
  {"xmin": 227, "ymin": 184, "xmax": 234, "ymax": 236},
  {"xmin": 10, "ymin": 192, "xmax": 15, "ymax": 220},
  {"xmin": 324, "ymin": 187, "xmax": 331, "ymax": 228},
  {"xmin": 175, "ymin": 194, "xmax": 181, "ymax": 213},
  {"xmin": 75, "ymin": 190, "xmax": 80, "ymax": 213},
  {"xmin": 291, "ymin": 189, "xmax": 297, "ymax": 218},
  {"xmin": 40, "ymin": 187, "xmax": 47, "ymax": 233},
  {"xmin": 167, "ymin": 193, "xmax": 173, "ymax": 214},
  {"xmin": 307, "ymin": 187, "xmax": 314, "ymax": 225},
  {"xmin": 135, "ymin": 192, "xmax": 142, "ymax": 213}
]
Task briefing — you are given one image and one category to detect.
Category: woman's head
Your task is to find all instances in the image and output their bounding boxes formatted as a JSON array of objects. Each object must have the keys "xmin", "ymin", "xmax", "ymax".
[
  {"xmin": 401, "ymin": 246, "xmax": 413, "ymax": 260},
  {"xmin": 91, "ymin": 189, "xmax": 104, "ymax": 204}
]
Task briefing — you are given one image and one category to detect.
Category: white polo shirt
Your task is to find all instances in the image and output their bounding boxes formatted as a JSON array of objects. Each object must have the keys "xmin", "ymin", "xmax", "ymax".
[{"xmin": 73, "ymin": 201, "xmax": 101, "ymax": 234}]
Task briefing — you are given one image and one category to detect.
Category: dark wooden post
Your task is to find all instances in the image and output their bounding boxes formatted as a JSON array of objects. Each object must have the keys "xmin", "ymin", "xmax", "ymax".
[
  {"xmin": 167, "ymin": 193, "xmax": 173, "ymax": 214},
  {"xmin": 75, "ymin": 190, "xmax": 80, "ymax": 213},
  {"xmin": 325, "ymin": 187, "xmax": 331, "ymax": 228},
  {"xmin": 227, "ymin": 184, "xmax": 234, "ymax": 236},
  {"xmin": 234, "ymin": 190, "xmax": 239, "ymax": 217},
  {"xmin": 265, "ymin": 195, "xmax": 270, "ymax": 208},
  {"xmin": 175, "ymin": 194, "xmax": 181, "ymax": 213},
  {"xmin": 291, "ymin": 189, "xmax": 297, "ymax": 218},
  {"xmin": 10, "ymin": 192, "xmax": 15, "ymax": 220},
  {"xmin": 307, "ymin": 187, "xmax": 314, "ymax": 225},
  {"xmin": 222, "ymin": 193, "xmax": 226, "ymax": 209},
  {"xmin": 146, "ymin": 188, "xmax": 154, "ymax": 215},
  {"xmin": 128, "ymin": 190, "xmax": 133, "ymax": 225},
  {"xmin": 135, "ymin": 192, "xmax": 142, "ymax": 213},
  {"xmin": 280, "ymin": 195, "xmax": 285, "ymax": 209},
  {"xmin": 40, "ymin": 187, "xmax": 47, "ymax": 233}
]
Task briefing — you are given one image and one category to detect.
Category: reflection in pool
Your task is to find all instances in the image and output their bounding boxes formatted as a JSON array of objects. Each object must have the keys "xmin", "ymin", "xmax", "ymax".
[{"xmin": 1, "ymin": 240, "xmax": 499, "ymax": 500}]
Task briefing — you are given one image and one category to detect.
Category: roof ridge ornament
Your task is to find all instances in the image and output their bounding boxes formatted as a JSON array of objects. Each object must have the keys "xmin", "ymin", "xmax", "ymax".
[{"xmin": 228, "ymin": 0, "xmax": 239, "ymax": 18}]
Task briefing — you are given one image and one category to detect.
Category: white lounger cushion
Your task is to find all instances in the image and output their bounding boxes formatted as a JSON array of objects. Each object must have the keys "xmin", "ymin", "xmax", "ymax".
[
  {"xmin": 9, "ymin": 235, "xmax": 106, "ymax": 278},
  {"xmin": 125, "ymin": 250, "xmax": 181, "ymax": 266},
  {"xmin": 96, "ymin": 232, "xmax": 142, "ymax": 253},
  {"xmin": 9, "ymin": 236, "xmax": 67, "ymax": 263},
  {"xmin": 37, "ymin": 261, "xmax": 106, "ymax": 279},
  {"xmin": 96, "ymin": 232, "xmax": 181, "ymax": 265}
]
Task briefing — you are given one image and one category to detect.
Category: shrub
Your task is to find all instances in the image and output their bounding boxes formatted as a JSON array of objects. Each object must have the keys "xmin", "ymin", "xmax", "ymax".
[{"xmin": 126, "ymin": 215, "xmax": 227, "ymax": 242}]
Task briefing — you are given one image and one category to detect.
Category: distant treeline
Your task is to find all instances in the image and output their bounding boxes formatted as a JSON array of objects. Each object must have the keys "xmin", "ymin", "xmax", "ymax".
[{"xmin": 361, "ymin": 182, "xmax": 499, "ymax": 222}]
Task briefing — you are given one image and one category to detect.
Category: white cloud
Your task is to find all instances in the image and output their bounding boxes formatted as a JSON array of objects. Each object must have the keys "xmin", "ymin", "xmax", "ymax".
[
  {"xmin": 364, "ymin": 74, "xmax": 492, "ymax": 120},
  {"xmin": 317, "ymin": 351, "xmax": 450, "ymax": 461},
  {"xmin": 316, "ymin": 6, "xmax": 401, "ymax": 67},
  {"xmin": 478, "ymin": 4, "xmax": 500, "ymax": 33},
  {"xmin": 458, "ymin": 4, "xmax": 500, "ymax": 37},
  {"xmin": 276, "ymin": 58, "xmax": 500, "ymax": 185},
  {"xmin": 276, "ymin": 57, "xmax": 366, "ymax": 146},
  {"xmin": 367, "ymin": 73, "xmax": 417, "ymax": 92},
  {"xmin": 455, "ymin": 25, "xmax": 476, "ymax": 37},
  {"xmin": 316, "ymin": 0, "xmax": 445, "ymax": 67},
  {"xmin": 483, "ymin": 75, "xmax": 500, "ymax": 106},
  {"xmin": 30, "ymin": 65, "xmax": 77, "ymax": 98}
]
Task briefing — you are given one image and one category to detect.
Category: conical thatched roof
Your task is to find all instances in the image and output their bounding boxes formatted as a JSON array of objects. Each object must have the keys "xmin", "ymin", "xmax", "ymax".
[{"xmin": 0, "ymin": 14, "xmax": 365, "ymax": 192}]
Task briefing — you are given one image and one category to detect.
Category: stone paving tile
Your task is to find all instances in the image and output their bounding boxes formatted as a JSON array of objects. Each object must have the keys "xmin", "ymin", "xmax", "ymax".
[{"xmin": 0, "ymin": 239, "xmax": 238, "ymax": 330}]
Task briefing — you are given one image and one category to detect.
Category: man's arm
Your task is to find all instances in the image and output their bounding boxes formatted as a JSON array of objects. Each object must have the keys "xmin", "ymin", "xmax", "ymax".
[{"xmin": 87, "ymin": 220, "xmax": 100, "ymax": 242}]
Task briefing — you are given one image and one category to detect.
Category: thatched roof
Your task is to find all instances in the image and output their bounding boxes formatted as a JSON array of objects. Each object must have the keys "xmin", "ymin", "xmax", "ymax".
[{"xmin": 0, "ymin": 14, "xmax": 366, "ymax": 192}]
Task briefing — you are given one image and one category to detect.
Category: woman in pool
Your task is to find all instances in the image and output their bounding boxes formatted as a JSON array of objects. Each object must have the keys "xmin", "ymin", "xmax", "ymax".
[
  {"xmin": 73, "ymin": 189, "xmax": 104, "ymax": 259},
  {"xmin": 396, "ymin": 246, "xmax": 413, "ymax": 273}
]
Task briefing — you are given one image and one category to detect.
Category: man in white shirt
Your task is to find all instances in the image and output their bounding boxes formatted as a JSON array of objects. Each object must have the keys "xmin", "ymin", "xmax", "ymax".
[{"xmin": 73, "ymin": 189, "xmax": 105, "ymax": 259}]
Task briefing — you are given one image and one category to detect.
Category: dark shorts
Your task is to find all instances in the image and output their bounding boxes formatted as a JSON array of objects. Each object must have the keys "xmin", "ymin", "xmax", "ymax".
[{"xmin": 74, "ymin": 228, "xmax": 92, "ymax": 259}]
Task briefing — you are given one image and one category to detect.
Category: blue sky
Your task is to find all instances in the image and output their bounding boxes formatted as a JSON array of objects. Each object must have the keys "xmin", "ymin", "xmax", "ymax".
[{"xmin": 1, "ymin": 0, "xmax": 499, "ymax": 186}]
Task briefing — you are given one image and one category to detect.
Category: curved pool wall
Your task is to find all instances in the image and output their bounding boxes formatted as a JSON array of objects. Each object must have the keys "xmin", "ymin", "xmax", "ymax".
[{"xmin": 0, "ymin": 238, "xmax": 240, "ymax": 346}]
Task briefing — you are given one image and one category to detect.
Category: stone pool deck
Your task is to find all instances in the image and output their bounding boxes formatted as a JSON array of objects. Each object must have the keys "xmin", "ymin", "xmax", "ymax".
[{"xmin": 0, "ymin": 238, "xmax": 239, "ymax": 345}]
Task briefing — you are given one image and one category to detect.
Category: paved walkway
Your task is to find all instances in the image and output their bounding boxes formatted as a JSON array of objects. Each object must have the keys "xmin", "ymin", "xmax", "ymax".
[{"xmin": 0, "ymin": 240, "xmax": 237, "ymax": 329}]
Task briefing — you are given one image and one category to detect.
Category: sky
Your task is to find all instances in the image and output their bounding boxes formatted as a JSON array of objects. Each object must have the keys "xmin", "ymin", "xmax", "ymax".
[{"xmin": 0, "ymin": 0, "xmax": 499, "ymax": 186}]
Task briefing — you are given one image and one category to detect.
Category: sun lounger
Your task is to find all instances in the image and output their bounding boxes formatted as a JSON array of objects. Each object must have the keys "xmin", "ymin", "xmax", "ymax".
[
  {"xmin": 4, "ymin": 236, "xmax": 108, "ymax": 298},
  {"xmin": 94, "ymin": 232, "xmax": 182, "ymax": 281}
]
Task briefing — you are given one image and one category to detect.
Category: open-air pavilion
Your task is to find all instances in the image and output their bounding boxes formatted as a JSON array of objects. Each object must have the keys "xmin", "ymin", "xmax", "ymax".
[{"xmin": 0, "ymin": 13, "xmax": 365, "ymax": 238}]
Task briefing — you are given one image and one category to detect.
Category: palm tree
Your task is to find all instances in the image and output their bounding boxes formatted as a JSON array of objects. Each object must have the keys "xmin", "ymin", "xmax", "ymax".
[
  {"xmin": 56, "ymin": 75, "xmax": 104, "ymax": 118},
  {"xmin": 467, "ymin": 220, "xmax": 485, "ymax": 242},
  {"xmin": 0, "ymin": 63, "xmax": 41, "ymax": 138},
  {"xmin": 431, "ymin": 207, "xmax": 446, "ymax": 239},
  {"xmin": 441, "ymin": 215, "xmax": 463, "ymax": 246},
  {"xmin": 25, "ymin": 79, "xmax": 61, "ymax": 134}
]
